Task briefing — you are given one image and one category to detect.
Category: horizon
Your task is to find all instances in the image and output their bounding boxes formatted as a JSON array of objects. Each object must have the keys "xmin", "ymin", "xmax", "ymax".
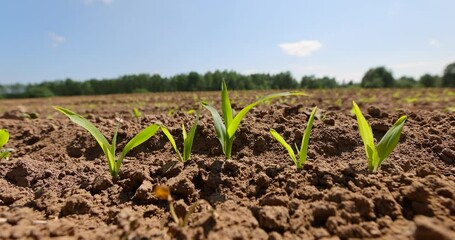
[{"xmin": 1, "ymin": 0, "xmax": 454, "ymax": 85}]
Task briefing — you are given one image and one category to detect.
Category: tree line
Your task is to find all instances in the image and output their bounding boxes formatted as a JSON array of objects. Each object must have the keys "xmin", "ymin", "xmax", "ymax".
[{"xmin": 1, "ymin": 63, "xmax": 454, "ymax": 99}]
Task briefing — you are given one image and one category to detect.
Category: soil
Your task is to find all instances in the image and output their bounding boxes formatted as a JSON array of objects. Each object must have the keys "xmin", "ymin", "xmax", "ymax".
[{"xmin": 0, "ymin": 88, "xmax": 454, "ymax": 239}]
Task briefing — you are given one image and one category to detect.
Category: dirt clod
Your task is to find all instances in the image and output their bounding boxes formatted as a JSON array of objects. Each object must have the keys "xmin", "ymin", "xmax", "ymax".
[{"xmin": 257, "ymin": 206, "xmax": 289, "ymax": 232}]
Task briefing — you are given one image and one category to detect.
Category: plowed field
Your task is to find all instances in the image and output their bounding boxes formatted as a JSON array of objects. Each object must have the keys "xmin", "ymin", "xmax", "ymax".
[{"xmin": 1, "ymin": 88, "xmax": 454, "ymax": 239}]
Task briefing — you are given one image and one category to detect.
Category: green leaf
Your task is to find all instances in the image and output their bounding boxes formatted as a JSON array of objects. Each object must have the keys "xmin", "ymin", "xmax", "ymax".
[
  {"xmin": 0, "ymin": 151, "xmax": 10, "ymax": 160},
  {"xmin": 352, "ymin": 101, "xmax": 375, "ymax": 163},
  {"xmin": 183, "ymin": 111, "xmax": 199, "ymax": 161},
  {"xmin": 221, "ymin": 79, "xmax": 233, "ymax": 127},
  {"xmin": 182, "ymin": 124, "xmax": 187, "ymax": 141},
  {"xmin": 299, "ymin": 106, "xmax": 317, "ymax": 166},
  {"xmin": 227, "ymin": 92, "xmax": 306, "ymax": 138},
  {"xmin": 0, "ymin": 129, "xmax": 9, "ymax": 148},
  {"xmin": 161, "ymin": 126, "xmax": 183, "ymax": 162},
  {"xmin": 270, "ymin": 129, "xmax": 297, "ymax": 166},
  {"xmin": 118, "ymin": 124, "xmax": 160, "ymax": 168},
  {"xmin": 53, "ymin": 106, "xmax": 115, "ymax": 173},
  {"xmin": 201, "ymin": 101, "xmax": 227, "ymax": 154},
  {"xmin": 133, "ymin": 108, "xmax": 141, "ymax": 119},
  {"xmin": 111, "ymin": 124, "xmax": 119, "ymax": 158},
  {"xmin": 366, "ymin": 145, "xmax": 377, "ymax": 172},
  {"xmin": 376, "ymin": 116, "xmax": 407, "ymax": 166}
]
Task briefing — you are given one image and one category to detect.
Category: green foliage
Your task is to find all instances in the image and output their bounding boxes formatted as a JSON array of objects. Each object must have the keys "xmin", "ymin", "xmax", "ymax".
[
  {"xmin": 132, "ymin": 108, "xmax": 142, "ymax": 121},
  {"xmin": 352, "ymin": 101, "xmax": 407, "ymax": 172},
  {"xmin": 54, "ymin": 106, "xmax": 160, "ymax": 178},
  {"xmin": 0, "ymin": 129, "xmax": 13, "ymax": 160},
  {"xmin": 396, "ymin": 76, "xmax": 417, "ymax": 88},
  {"xmin": 270, "ymin": 107, "xmax": 317, "ymax": 169},
  {"xmin": 271, "ymin": 71, "xmax": 299, "ymax": 89},
  {"xmin": 442, "ymin": 62, "xmax": 455, "ymax": 87},
  {"xmin": 419, "ymin": 74, "xmax": 440, "ymax": 88},
  {"xmin": 0, "ymin": 70, "xmax": 302, "ymax": 99},
  {"xmin": 26, "ymin": 86, "xmax": 55, "ymax": 98},
  {"xmin": 202, "ymin": 79, "xmax": 305, "ymax": 159},
  {"xmin": 361, "ymin": 67, "xmax": 395, "ymax": 88},
  {"xmin": 300, "ymin": 76, "xmax": 338, "ymax": 89},
  {"xmin": 161, "ymin": 111, "xmax": 200, "ymax": 163}
]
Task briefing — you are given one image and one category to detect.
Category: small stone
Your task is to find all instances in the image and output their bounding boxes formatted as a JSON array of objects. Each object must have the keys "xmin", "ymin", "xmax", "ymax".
[
  {"xmin": 367, "ymin": 106, "xmax": 381, "ymax": 118},
  {"xmin": 168, "ymin": 176, "xmax": 196, "ymax": 197},
  {"xmin": 440, "ymin": 148, "xmax": 455, "ymax": 163},
  {"xmin": 255, "ymin": 172, "xmax": 271, "ymax": 188},
  {"xmin": 371, "ymin": 122, "xmax": 389, "ymax": 132},
  {"xmin": 323, "ymin": 118, "xmax": 335, "ymax": 126},
  {"xmin": 90, "ymin": 174, "xmax": 113, "ymax": 193},
  {"xmin": 436, "ymin": 187, "xmax": 453, "ymax": 199}
]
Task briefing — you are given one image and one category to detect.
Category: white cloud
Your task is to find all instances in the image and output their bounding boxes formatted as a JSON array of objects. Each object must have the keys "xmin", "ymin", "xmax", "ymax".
[
  {"xmin": 84, "ymin": 0, "xmax": 113, "ymax": 5},
  {"xmin": 278, "ymin": 40, "xmax": 322, "ymax": 57},
  {"xmin": 429, "ymin": 39, "xmax": 441, "ymax": 47},
  {"xmin": 49, "ymin": 32, "xmax": 65, "ymax": 47}
]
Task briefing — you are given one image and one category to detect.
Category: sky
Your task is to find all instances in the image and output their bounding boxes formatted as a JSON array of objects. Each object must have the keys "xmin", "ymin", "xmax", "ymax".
[{"xmin": 1, "ymin": 0, "xmax": 454, "ymax": 84}]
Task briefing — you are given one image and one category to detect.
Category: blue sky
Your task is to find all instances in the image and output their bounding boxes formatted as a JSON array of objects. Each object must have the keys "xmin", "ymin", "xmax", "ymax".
[{"xmin": 1, "ymin": 0, "xmax": 454, "ymax": 84}]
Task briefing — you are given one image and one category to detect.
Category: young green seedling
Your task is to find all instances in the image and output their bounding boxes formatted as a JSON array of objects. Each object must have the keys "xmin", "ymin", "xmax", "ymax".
[
  {"xmin": 202, "ymin": 80, "xmax": 305, "ymax": 159},
  {"xmin": 154, "ymin": 185, "xmax": 214, "ymax": 227},
  {"xmin": 352, "ymin": 101, "xmax": 407, "ymax": 172},
  {"xmin": 54, "ymin": 106, "xmax": 160, "ymax": 179},
  {"xmin": 161, "ymin": 111, "xmax": 200, "ymax": 163},
  {"xmin": 270, "ymin": 107, "xmax": 317, "ymax": 169},
  {"xmin": 0, "ymin": 129, "xmax": 13, "ymax": 160},
  {"xmin": 132, "ymin": 108, "xmax": 142, "ymax": 121}
]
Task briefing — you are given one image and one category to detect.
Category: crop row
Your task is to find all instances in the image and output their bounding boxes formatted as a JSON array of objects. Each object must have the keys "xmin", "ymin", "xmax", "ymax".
[{"xmin": 0, "ymin": 80, "xmax": 406, "ymax": 179}]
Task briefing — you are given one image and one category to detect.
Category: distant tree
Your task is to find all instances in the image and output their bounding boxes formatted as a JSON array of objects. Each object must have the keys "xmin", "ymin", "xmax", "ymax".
[
  {"xmin": 26, "ymin": 86, "xmax": 54, "ymax": 98},
  {"xmin": 396, "ymin": 76, "xmax": 417, "ymax": 88},
  {"xmin": 271, "ymin": 71, "xmax": 298, "ymax": 89},
  {"xmin": 250, "ymin": 73, "xmax": 271, "ymax": 89},
  {"xmin": 132, "ymin": 88, "xmax": 149, "ymax": 93},
  {"xmin": 0, "ymin": 85, "xmax": 5, "ymax": 98},
  {"xmin": 442, "ymin": 62, "xmax": 455, "ymax": 87},
  {"xmin": 169, "ymin": 74, "xmax": 188, "ymax": 91},
  {"xmin": 300, "ymin": 75, "xmax": 317, "ymax": 88},
  {"xmin": 419, "ymin": 74, "xmax": 440, "ymax": 88},
  {"xmin": 210, "ymin": 71, "xmax": 224, "ymax": 90},
  {"xmin": 187, "ymin": 72, "xmax": 201, "ymax": 91},
  {"xmin": 361, "ymin": 67, "xmax": 395, "ymax": 88},
  {"xmin": 300, "ymin": 75, "xmax": 338, "ymax": 89},
  {"xmin": 317, "ymin": 76, "xmax": 338, "ymax": 88}
]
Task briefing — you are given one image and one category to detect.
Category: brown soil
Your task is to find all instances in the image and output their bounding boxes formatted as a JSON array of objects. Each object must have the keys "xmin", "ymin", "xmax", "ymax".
[{"xmin": 0, "ymin": 88, "xmax": 454, "ymax": 239}]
